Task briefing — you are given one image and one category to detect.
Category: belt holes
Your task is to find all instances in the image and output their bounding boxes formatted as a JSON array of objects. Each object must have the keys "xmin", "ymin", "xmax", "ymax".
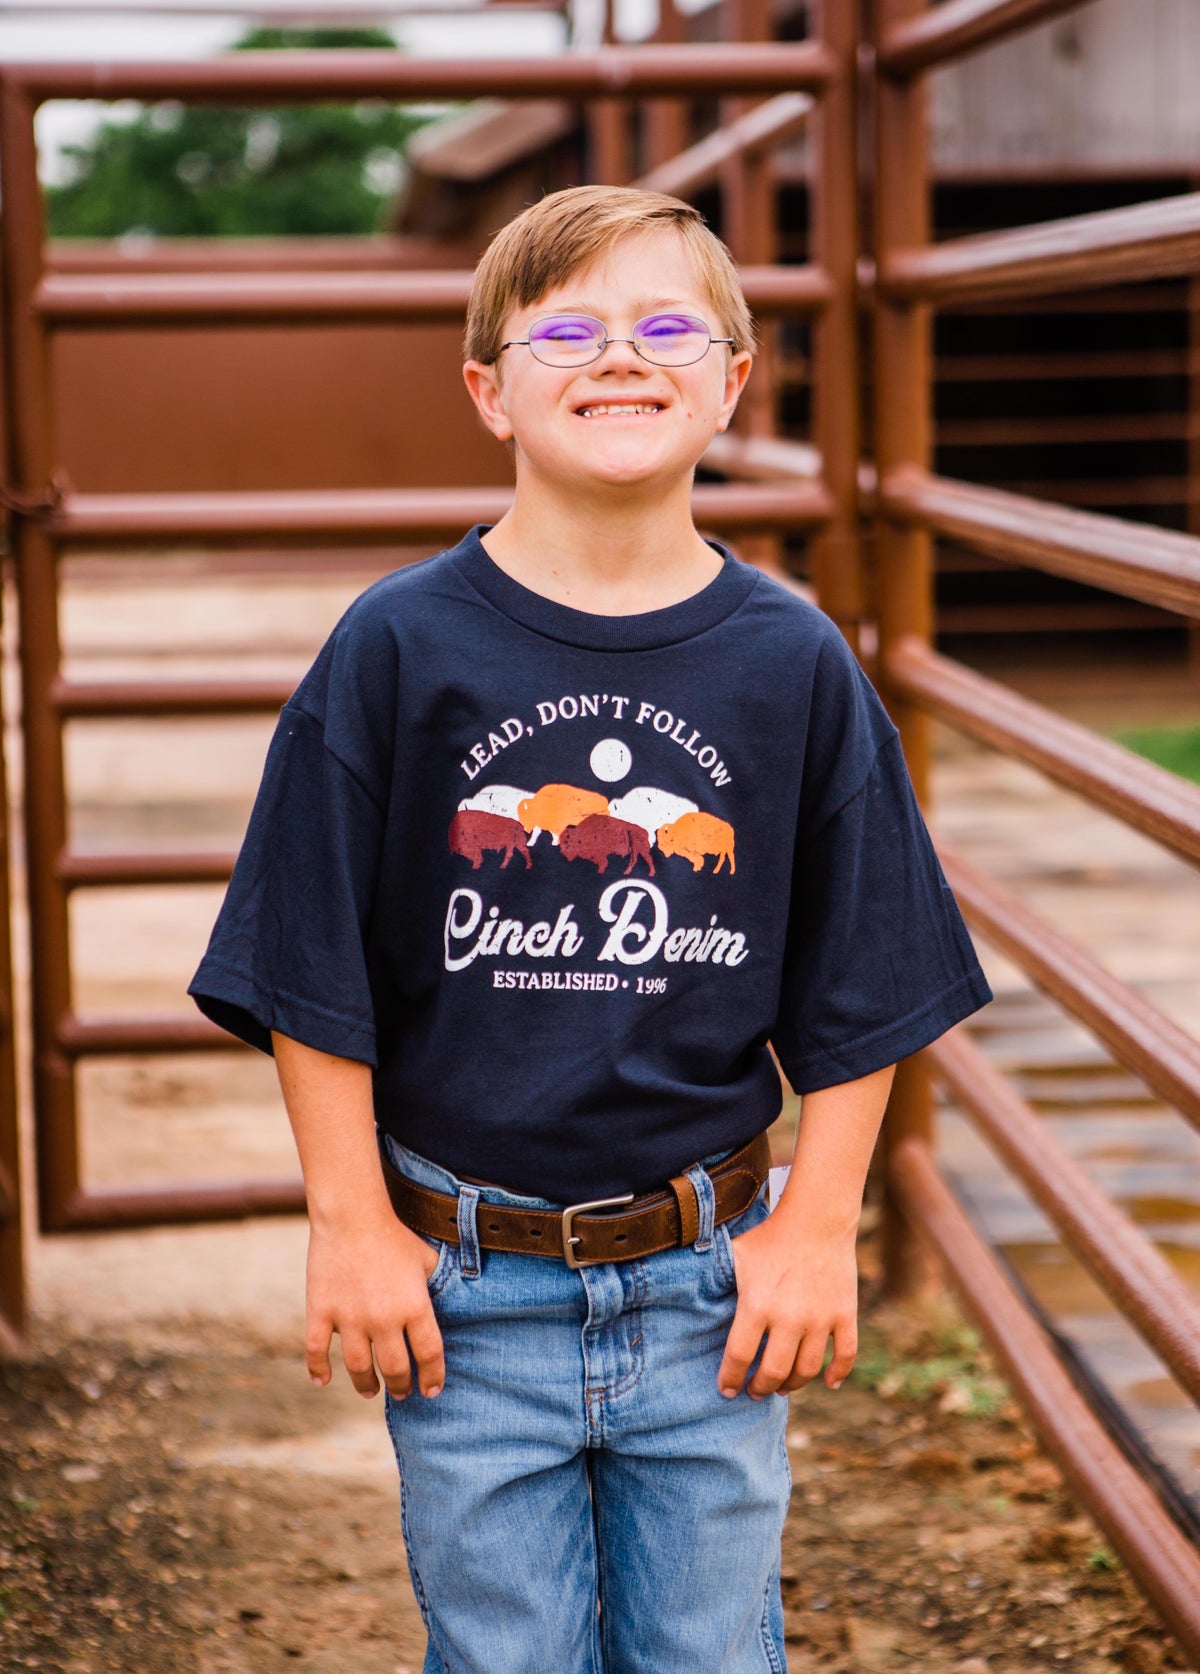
[
  {"xmin": 615, "ymin": 1233, "xmax": 628, "ymax": 1243},
  {"xmin": 529, "ymin": 1226, "xmax": 543, "ymax": 1238},
  {"xmin": 487, "ymin": 1221, "xmax": 501, "ymax": 1232}
]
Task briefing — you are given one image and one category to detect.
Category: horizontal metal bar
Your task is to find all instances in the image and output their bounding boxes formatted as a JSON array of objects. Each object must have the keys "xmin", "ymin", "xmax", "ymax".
[
  {"xmin": 888, "ymin": 1135, "xmax": 1200, "ymax": 1661},
  {"xmin": 47, "ymin": 481, "xmax": 833, "ymax": 545},
  {"xmin": 928, "ymin": 1029, "xmax": 1200, "ymax": 1408},
  {"xmin": 52, "ymin": 675, "xmax": 293, "ymax": 717},
  {"xmin": 878, "ymin": 0, "xmax": 1096, "ymax": 79},
  {"xmin": 938, "ymin": 845, "xmax": 1200, "ymax": 1134},
  {"xmin": 35, "ymin": 269, "xmax": 473, "ymax": 325},
  {"xmin": 6, "ymin": 43, "xmax": 837, "ymax": 104},
  {"xmin": 879, "ymin": 469, "xmax": 1200, "ymax": 621},
  {"xmin": 57, "ymin": 850, "xmax": 236, "ymax": 888},
  {"xmin": 883, "ymin": 637, "xmax": 1200, "ymax": 867},
  {"xmin": 881, "ymin": 192, "xmax": 1200, "ymax": 307},
  {"xmin": 58, "ymin": 1015, "xmax": 239, "ymax": 1057},
  {"xmin": 35, "ymin": 263, "xmax": 832, "ymax": 326},
  {"xmin": 737, "ymin": 267, "xmax": 836, "ymax": 312},
  {"xmin": 702, "ymin": 432, "xmax": 822, "ymax": 481},
  {"xmin": 635, "ymin": 91, "xmax": 813, "ymax": 199},
  {"xmin": 56, "ymin": 1179, "xmax": 306, "ymax": 1232}
]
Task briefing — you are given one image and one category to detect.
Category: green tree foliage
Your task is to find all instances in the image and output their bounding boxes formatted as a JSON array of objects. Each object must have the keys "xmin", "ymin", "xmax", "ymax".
[{"xmin": 46, "ymin": 26, "xmax": 428, "ymax": 237}]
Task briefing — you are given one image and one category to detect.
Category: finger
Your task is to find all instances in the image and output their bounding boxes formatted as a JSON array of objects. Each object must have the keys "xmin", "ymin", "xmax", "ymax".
[
  {"xmin": 717, "ymin": 1304, "xmax": 766, "ymax": 1399},
  {"xmin": 305, "ymin": 1315, "xmax": 333, "ymax": 1389},
  {"xmin": 406, "ymin": 1300, "xmax": 447, "ymax": 1399},
  {"xmin": 746, "ymin": 1325, "xmax": 807, "ymax": 1399},
  {"xmin": 374, "ymin": 1333, "xmax": 415, "ymax": 1403},
  {"xmin": 773, "ymin": 1328, "xmax": 831, "ymax": 1396},
  {"xmin": 339, "ymin": 1331, "xmax": 382, "ymax": 1399},
  {"xmin": 824, "ymin": 1318, "xmax": 858, "ymax": 1390}
]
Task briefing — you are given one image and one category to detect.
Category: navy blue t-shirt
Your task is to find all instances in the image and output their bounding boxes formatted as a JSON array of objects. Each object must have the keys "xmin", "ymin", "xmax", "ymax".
[{"xmin": 189, "ymin": 529, "xmax": 991, "ymax": 1201}]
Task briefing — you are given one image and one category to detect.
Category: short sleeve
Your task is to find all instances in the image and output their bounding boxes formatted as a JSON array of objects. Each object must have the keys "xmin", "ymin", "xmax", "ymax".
[
  {"xmin": 187, "ymin": 703, "xmax": 384, "ymax": 1063},
  {"xmin": 771, "ymin": 641, "xmax": 992, "ymax": 1090}
]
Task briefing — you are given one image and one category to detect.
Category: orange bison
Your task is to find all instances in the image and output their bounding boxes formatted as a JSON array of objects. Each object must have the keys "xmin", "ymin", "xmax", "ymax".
[
  {"xmin": 448, "ymin": 809, "xmax": 532, "ymax": 870},
  {"xmin": 559, "ymin": 814, "xmax": 656, "ymax": 877},
  {"xmin": 656, "ymin": 811, "xmax": 736, "ymax": 875},
  {"xmin": 517, "ymin": 784, "xmax": 609, "ymax": 844}
]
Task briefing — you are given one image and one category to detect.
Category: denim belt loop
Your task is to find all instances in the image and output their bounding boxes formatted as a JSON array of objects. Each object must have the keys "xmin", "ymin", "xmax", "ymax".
[
  {"xmin": 457, "ymin": 1184, "xmax": 482, "ymax": 1279},
  {"xmin": 685, "ymin": 1162, "xmax": 717, "ymax": 1250}
]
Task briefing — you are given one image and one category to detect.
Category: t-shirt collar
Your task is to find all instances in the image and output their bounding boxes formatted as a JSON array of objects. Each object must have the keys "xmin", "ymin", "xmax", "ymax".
[{"xmin": 451, "ymin": 525, "xmax": 759, "ymax": 652}]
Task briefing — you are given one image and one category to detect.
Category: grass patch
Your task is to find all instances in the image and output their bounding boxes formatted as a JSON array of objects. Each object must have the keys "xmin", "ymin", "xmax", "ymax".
[
  {"xmin": 1113, "ymin": 724, "xmax": 1200, "ymax": 784},
  {"xmin": 852, "ymin": 1316, "xmax": 1009, "ymax": 1417}
]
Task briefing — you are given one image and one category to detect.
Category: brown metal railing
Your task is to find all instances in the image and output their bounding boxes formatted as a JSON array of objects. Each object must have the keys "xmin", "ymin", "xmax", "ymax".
[
  {"xmin": 0, "ymin": 25, "xmax": 852, "ymax": 1251},
  {"xmin": 2, "ymin": 2, "xmax": 1198, "ymax": 1651},
  {"xmin": 871, "ymin": 0, "xmax": 1200, "ymax": 1653}
]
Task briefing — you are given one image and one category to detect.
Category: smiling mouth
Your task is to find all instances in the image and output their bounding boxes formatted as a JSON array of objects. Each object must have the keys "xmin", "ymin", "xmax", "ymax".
[{"xmin": 574, "ymin": 402, "xmax": 665, "ymax": 418}]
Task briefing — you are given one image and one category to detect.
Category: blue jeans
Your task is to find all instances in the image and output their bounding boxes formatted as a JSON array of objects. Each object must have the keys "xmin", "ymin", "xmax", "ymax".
[{"xmin": 382, "ymin": 1136, "xmax": 791, "ymax": 1674}]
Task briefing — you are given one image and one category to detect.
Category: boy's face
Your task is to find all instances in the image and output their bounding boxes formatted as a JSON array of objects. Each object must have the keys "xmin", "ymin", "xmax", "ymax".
[{"xmin": 463, "ymin": 228, "xmax": 752, "ymax": 499}]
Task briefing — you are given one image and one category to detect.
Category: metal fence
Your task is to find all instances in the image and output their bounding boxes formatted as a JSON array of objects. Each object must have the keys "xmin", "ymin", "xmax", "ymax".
[{"xmin": 0, "ymin": 0, "xmax": 1198, "ymax": 1650}]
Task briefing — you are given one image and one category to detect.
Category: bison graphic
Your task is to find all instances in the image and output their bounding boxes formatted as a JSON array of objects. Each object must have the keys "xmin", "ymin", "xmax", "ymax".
[
  {"xmin": 559, "ymin": 813, "xmax": 656, "ymax": 877},
  {"xmin": 517, "ymin": 784, "xmax": 609, "ymax": 845},
  {"xmin": 459, "ymin": 784, "xmax": 543, "ymax": 845},
  {"xmin": 448, "ymin": 809, "xmax": 532, "ymax": 871},
  {"xmin": 656, "ymin": 811, "xmax": 736, "ymax": 875}
]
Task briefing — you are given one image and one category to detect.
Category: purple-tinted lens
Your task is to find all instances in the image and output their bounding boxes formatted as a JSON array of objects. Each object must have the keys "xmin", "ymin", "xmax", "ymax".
[
  {"xmin": 634, "ymin": 314, "xmax": 711, "ymax": 364},
  {"xmin": 527, "ymin": 315, "xmax": 606, "ymax": 364}
]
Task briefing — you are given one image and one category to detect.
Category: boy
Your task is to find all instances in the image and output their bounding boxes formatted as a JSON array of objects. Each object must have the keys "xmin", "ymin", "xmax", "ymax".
[{"xmin": 190, "ymin": 184, "xmax": 991, "ymax": 1672}]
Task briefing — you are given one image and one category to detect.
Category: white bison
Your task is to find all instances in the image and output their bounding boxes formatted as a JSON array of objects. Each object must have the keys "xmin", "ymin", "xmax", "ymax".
[
  {"xmin": 608, "ymin": 786, "xmax": 699, "ymax": 845},
  {"xmin": 459, "ymin": 784, "xmax": 543, "ymax": 845}
]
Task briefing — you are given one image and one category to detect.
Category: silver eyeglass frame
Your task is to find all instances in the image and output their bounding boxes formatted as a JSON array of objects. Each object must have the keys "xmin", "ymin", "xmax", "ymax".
[{"xmin": 497, "ymin": 312, "xmax": 735, "ymax": 369}]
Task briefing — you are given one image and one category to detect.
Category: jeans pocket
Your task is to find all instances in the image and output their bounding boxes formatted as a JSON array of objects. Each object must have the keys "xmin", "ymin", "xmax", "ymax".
[
  {"xmin": 716, "ymin": 1178, "xmax": 772, "ymax": 1290},
  {"xmin": 422, "ymin": 1236, "xmax": 455, "ymax": 1299}
]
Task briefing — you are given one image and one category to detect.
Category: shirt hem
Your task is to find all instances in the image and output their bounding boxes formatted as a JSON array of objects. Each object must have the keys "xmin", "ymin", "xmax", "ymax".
[
  {"xmin": 188, "ymin": 958, "xmax": 378, "ymax": 1066},
  {"xmin": 780, "ymin": 968, "xmax": 993, "ymax": 1093}
]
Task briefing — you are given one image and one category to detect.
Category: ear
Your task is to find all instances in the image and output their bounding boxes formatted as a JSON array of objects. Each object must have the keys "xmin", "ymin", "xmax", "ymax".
[
  {"xmin": 715, "ymin": 350, "xmax": 754, "ymax": 433},
  {"xmin": 463, "ymin": 359, "xmax": 513, "ymax": 443}
]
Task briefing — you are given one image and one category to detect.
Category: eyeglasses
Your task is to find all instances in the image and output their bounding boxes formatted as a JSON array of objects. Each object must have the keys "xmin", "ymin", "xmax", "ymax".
[{"xmin": 498, "ymin": 312, "xmax": 734, "ymax": 369}]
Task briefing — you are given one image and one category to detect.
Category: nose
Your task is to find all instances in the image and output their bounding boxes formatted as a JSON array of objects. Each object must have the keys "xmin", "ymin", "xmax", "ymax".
[{"xmin": 595, "ymin": 335, "xmax": 645, "ymax": 371}]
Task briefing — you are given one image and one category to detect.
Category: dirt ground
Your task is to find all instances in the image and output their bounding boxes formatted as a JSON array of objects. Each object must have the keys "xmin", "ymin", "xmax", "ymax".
[{"xmin": 0, "ymin": 1218, "xmax": 1189, "ymax": 1674}]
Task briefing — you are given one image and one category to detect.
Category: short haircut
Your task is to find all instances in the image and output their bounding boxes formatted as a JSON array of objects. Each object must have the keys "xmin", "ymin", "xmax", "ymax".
[{"xmin": 464, "ymin": 184, "xmax": 756, "ymax": 366}]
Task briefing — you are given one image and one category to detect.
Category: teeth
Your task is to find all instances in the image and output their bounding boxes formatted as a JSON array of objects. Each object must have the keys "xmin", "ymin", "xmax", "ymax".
[{"xmin": 578, "ymin": 403, "xmax": 663, "ymax": 418}]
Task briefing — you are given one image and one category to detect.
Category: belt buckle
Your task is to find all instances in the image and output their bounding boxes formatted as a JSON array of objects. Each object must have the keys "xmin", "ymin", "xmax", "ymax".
[{"xmin": 561, "ymin": 1193, "xmax": 635, "ymax": 1269}]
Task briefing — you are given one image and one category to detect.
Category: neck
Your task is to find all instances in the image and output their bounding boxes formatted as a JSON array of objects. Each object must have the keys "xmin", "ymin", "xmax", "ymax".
[{"xmin": 480, "ymin": 472, "xmax": 722, "ymax": 616}]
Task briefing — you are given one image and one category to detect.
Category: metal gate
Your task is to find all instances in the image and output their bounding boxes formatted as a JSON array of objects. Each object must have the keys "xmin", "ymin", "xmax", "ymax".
[{"xmin": 1, "ymin": 0, "xmax": 1199, "ymax": 1650}]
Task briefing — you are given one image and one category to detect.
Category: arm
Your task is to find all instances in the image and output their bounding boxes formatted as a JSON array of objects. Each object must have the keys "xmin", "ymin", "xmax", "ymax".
[
  {"xmin": 716, "ymin": 1062, "xmax": 895, "ymax": 1400},
  {"xmin": 272, "ymin": 1031, "xmax": 445, "ymax": 1401}
]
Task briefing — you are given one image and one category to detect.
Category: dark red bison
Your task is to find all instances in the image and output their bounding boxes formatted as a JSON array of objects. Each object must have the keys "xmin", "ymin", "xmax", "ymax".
[
  {"xmin": 558, "ymin": 813, "xmax": 655, "ymax": 877},
  {"xmin": 448, "ymin": 809, "xmax": 532, "ymax": 870}
]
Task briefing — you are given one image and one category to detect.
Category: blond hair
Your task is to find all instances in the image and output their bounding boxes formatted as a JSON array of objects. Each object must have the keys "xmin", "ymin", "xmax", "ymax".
[{"xmin": 464, "ymin": 185, "xmax": 756, "ymax": 366}]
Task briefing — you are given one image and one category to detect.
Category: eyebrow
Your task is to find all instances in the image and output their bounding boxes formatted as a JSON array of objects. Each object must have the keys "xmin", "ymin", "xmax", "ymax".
[{"xmin": 547, "ymin": 298, "xmax": 703, "ymax": 317}]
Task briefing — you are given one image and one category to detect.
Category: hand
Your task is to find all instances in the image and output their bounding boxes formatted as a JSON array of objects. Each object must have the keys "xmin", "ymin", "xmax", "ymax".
[
  {"xmin": 304, "ymin": 1209, "xmax": 446, "ymax": 1402},
  {"xmin": 716, "ymin": 1211, "xmax": 859, "ymax": 1400}
]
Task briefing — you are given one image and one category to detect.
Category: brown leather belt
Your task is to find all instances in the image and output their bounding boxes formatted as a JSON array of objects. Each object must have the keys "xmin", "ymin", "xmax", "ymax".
[{"xmin": 380, "ymin": 1131, "xmax": 772, "ymax": 1269}]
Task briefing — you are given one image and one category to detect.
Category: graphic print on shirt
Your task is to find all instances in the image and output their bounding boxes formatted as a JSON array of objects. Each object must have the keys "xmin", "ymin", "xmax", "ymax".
[{"xmin": 443, "ymin": 691, "xmax": 747, "ymax": 988}]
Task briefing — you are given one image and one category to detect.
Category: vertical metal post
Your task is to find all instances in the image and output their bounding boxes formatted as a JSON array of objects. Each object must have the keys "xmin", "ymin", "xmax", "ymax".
[
  {"xmin": 0, "ymin": 76, "xmax": 80, "ymax": 1233},
  {"xmin": 643, "ymin": 0, "xmax": 689, "ymax": 171},
  {"xmin": 0, "ymin": 573, "xmax": 25, "ymax": 1351},
  {"xmin": 869, "ymin": 1, "xmax": 937, "ymax": 1295},
  {"xmin": 721, "ymin": 0, "xmax": 780, "ymax": 572},
  {"xmin": 0, "ymin": 83, "xmax": 25, "ymax": 1347},
  {"xmin": 588, "ymin": 0, "xmax": 635, "ymax": 184},
  {"xmin": 808, "ymin": 0, "xmax": 864, "ymax": 650}
]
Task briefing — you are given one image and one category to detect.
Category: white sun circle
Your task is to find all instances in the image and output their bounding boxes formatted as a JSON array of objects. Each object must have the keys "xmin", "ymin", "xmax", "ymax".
[{"xmin": 590, "ymin": 738, "xmax": 632, "ymax": 782}]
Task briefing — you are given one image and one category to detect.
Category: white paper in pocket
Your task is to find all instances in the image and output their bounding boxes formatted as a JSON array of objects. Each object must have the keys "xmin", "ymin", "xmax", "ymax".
[{"xmin": 767, "ymin": 1165, "xmax": 791, "ymax": 1212}]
